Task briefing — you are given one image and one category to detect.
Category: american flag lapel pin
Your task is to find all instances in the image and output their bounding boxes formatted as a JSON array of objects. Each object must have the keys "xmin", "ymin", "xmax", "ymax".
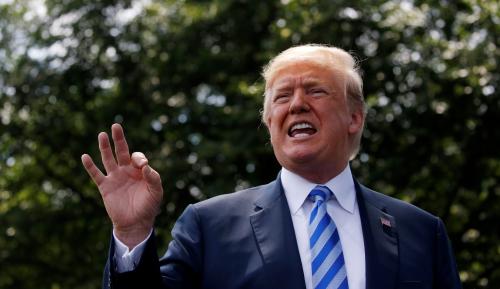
[{"xmin": 380, "ymin": 216, "xmax": 392, "ymax": 228}]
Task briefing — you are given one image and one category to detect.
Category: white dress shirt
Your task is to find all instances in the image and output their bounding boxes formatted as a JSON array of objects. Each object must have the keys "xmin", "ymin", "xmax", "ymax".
[
  {"xmin": 115, "ymin": 165, "xmax": 366, "ymax": 289},
  {"xmin": 113, "ymin": 229, "xmax": 151, "ymax": 272},
  {"xmin": 281, "ymin": 165, "xmax": 365, "ymax": 289}
]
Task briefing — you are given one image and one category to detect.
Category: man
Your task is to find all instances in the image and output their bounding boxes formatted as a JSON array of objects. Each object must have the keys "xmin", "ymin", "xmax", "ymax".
[{"xmin": 82, "ymin": 44, "xmax": 462, "ymax": 289}]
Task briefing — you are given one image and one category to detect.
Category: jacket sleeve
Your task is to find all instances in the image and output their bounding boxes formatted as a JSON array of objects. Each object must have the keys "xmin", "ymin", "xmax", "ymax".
[
  {"xmin": 103, "ymin": 231, "xmax": 163, "ymax": 289},
  {"xmin": 433, "ymin": 218, "xmax": 462, "ymax": 289},
  {"xmin": 102, "ymin": 205, "xmax": 203, "ymax": 289}
]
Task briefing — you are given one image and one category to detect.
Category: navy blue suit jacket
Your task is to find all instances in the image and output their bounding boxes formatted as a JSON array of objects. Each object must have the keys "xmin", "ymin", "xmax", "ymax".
[{"xmin": 103, "ymin": 177, "xmax": 461, "ymax": 289}]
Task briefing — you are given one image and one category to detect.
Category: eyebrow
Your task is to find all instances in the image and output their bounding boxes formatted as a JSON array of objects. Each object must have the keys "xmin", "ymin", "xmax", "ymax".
[
  {"xmin": 272, "ymin": 76, "xmax": 294, "ymax": 88},
  {"xmin": 302, "ymin": 78, "xmax": 327, "ymax": 87}
]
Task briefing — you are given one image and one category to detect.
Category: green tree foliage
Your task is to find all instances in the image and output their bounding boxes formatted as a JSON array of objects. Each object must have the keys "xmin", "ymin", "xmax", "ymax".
[{"xmin": 0, "ymin": 0, "xmax": 498, "ymax": 288}]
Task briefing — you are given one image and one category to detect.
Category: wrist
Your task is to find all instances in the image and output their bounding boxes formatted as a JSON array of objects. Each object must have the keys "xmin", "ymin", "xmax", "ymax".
[{"xmin": 114, "ymin": 225, "xmax": 153, "ymax": 249}]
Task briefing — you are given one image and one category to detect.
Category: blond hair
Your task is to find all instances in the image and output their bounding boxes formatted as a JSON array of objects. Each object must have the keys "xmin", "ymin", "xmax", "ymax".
[{"xmin": 261, "ymin": 44, "xmax": 366, "ymax": 158}]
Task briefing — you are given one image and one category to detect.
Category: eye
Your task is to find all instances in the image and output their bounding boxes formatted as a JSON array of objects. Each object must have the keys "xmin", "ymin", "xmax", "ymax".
[
  {"xmin": 273, "ymin": 92, "xmax": 291, "ymax": 103},
  {"xmin": 309, "ymin": 87, "xmax": 327, "ymax": 96}
]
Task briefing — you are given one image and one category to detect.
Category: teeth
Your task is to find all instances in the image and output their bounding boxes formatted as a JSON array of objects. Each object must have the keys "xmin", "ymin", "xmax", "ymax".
[{"xmin": 291, "ymin": 122, "xmax": 313, "ymax": 131}]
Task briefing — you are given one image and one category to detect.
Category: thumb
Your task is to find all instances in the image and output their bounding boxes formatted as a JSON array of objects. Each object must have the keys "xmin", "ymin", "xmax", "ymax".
[{"xmin": 131, "ymin": 152, "xmax": 148, "ymax": 169}]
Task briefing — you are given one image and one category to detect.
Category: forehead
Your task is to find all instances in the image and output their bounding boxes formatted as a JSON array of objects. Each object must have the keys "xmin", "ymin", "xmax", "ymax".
[{"xmin": 268, "ymin": 62, "xmax": 344, "ymax": 90}]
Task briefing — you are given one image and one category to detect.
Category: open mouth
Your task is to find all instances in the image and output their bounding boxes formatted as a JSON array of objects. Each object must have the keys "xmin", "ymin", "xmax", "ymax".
[{"xmin": 288, "ymin": 122, "xmax": 317, "ymax": 138}]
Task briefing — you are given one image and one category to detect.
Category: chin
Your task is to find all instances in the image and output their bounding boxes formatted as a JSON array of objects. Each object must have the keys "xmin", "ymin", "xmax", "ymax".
[{"xmin": 281, "ymin": 150, "xmax": 318, "ymax": 165}]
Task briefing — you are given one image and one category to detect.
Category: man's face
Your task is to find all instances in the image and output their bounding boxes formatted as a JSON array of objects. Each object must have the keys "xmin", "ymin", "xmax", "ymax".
[{"xmin": 266, "ymin": 62, "xmax": 363, "ymax": 182}]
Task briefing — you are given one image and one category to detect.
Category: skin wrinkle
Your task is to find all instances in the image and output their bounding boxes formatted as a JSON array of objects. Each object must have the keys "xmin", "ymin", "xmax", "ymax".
[
  {"xmin": 261, "ymin": 45, "xmax": 365, "ymax": 159},
  {"xmin": 272, "ymin": 76, "xmax": 338, "ymax": 105},
  {"xmin": 265, "ymin": 62, "xmax": 364, "ymax": 183}
]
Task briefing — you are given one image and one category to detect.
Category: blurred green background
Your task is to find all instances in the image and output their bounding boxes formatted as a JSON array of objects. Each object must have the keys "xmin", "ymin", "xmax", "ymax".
[{"xmin": 0, "ymin": 0, "xmax": 498, "ymax": 288}]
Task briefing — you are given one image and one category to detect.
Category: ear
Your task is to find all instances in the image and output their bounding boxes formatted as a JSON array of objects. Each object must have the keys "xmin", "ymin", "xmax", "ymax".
[
  {"xmin": 262, "ymin": 99, "xmax": 273, "ymax": 130},
  {"xmin": 262, "ymin": 112, "xmax": 271, "ymax": 130},
  {"xmin": 348, "ymin": 108, "xmax": 364, "ymax": 134}
]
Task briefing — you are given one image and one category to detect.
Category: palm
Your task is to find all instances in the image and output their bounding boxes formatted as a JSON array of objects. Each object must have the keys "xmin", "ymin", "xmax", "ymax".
[
  {"xmin": 82, "ymin": 123, "xmax": 163, "ymax": 240},
  {"xmin": 99, "ymin": 165, "xmax": 160, "ymax": 229}
]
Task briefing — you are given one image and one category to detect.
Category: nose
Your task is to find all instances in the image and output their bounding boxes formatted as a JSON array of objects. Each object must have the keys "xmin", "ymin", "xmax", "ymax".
[{"xmin": 289, "ymin": 89, "xmax": 310, "ymax": 114}]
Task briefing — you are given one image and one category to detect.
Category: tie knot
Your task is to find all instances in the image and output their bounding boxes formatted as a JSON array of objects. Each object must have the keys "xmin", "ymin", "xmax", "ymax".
[{"xmin": 308, "ymin": 185, "xmax": 333, "ymax": 203}]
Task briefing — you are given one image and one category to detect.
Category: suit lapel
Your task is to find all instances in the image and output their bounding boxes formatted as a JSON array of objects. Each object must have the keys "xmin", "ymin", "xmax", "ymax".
[
  {"xmin": 356, "ymin": 181, "xmax": 399, "ymax": 289},
  {"xmin": 250, "ymin": 178, "xmax": 306, "ymax": 289}
]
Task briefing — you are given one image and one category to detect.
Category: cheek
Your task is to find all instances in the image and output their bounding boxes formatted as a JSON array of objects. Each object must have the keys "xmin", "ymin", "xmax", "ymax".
[
  {"xmin": 269, "ymin": 123, "xmax": 281, "ymax": 142},
  {"xmin": 320, "ymin": 111, "xmax": 350, "ymax": 138},
  {"xmin": 268, "ymin": 106, "xmax": 286, "ymax": 126},
  {"xmin": 268, "ymin": 117, "xmax": 286, "ymax": 145}
]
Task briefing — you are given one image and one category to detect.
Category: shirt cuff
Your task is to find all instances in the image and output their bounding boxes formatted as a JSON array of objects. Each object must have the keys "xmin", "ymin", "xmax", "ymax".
[{"xmin": 113, "ymin": 229, "xmax": 153, "ymax": 273}]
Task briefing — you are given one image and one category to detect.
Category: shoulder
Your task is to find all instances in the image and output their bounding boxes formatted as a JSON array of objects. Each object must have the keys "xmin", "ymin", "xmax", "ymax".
[
  {"xmin": 191, "ymin": 180, "xmax": 277, "ymax": 215},
  {"xmin": 358, "ymin": 183, "xmax": 439, "ymax": 224},
  {"xmin": 173, "ymin": 181, "xmax": 279, "ymax": 239}
]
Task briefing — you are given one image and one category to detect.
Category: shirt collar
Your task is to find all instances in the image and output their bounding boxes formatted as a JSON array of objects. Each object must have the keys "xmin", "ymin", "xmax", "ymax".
[{"xmin": 281, "ymin": 164, "xmax": 356, "ymax": 215}]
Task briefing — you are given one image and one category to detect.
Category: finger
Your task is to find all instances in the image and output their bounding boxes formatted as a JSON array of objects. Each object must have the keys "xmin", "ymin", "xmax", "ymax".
[
  {"xmin": 81, "ymin": 154, "xmax": 105, "ymax": 186},
  {"xmin": 131, "ymin": 152, "xmax": 148, "ymax": 169},
  {"xmin": 142, "ymin": 165, "xmax": 163, "ymax": 195},
  {"xmin": 111, "ymin": 123, "xmax": 131, "ymax": 166},
  {"xmin": 98, "ymin": 132, "xmax": 118, "ymax": 173}
]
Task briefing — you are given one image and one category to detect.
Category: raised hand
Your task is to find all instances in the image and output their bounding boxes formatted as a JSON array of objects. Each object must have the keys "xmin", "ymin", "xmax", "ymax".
[{"xmin": 81, "ymin": 123, "xmax": 163, "ymax": 248}]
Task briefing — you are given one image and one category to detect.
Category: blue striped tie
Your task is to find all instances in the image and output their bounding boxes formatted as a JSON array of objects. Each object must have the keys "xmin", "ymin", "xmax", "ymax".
[{"xmin": 308, "ymin": 185, "xmax": 349, "ymax": 289}]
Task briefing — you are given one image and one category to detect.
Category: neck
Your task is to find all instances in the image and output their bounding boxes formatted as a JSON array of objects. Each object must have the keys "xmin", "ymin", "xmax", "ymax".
[{"xmin": 285, "ymin": 161, "xmax": 349, "ymax": 184}]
